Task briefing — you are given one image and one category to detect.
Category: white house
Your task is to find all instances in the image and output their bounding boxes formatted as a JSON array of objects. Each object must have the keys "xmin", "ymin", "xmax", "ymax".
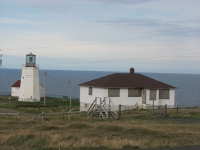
[
  {"xmin": 11, "ymin": 80, "xmax": 44, "ymax": 98},
  {"xmin": 79, "ymin": 68, "xmax": 176, "ymax": 111}
]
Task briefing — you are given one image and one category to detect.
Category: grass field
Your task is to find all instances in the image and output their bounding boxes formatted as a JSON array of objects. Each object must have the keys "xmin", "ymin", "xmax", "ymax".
[{"xmin": 0, "ymin": 96, "xmax": 200, "ymax": 149}]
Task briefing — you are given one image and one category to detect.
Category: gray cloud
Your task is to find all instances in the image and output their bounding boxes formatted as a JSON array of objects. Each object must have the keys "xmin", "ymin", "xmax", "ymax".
[{"xmin": 96, "ymin": 18, "xmax": 200, "ymax": 35}]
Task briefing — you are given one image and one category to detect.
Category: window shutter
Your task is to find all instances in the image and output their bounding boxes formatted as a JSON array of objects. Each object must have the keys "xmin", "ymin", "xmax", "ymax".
[
  {"xmin": 159, "ymin": 89, "xmax": 169, "ymax": 99},
  {"xmin": 128, "ymin": 89, "xmax": 142, "ymax": 97},
  {"xmin": 108, "ymin": 88, "xmax": 120, "ymax": 97},
  {"xmin": 150, "ymin": 90, "xmax": 156, "ymax": 100}
]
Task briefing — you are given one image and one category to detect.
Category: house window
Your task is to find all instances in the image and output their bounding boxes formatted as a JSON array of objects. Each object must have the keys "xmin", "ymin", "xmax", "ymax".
[
  {"xmin": 88, "ymin": 87, "xmax": 92, "ymax": 95},
  {"xmin": 128, "ymin": 89, "xmax": 142, "ymax": 97},
  {"xmin": 108, "ymin": 88, "xmax": 120, "ymax": 97},
  {"xmin": 159, "ymin": 89, "xmax": 169, "ymax": 99},
  {"xmin": 150, "ymin": 90, "xmax": 156, "ymax": 100}
]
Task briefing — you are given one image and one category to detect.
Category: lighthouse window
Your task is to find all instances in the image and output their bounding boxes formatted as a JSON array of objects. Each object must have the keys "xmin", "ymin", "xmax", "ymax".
[
  {"xmin": 26, "ymin": 56, "xmax": 29, "ymax": 63},
  {"xmin": 29, "ymin": 56, "xmax": 33, "ymax": 62},
  {"xmin": 26, "ymin": 56, "xmax": 35, "ymax": 63}
]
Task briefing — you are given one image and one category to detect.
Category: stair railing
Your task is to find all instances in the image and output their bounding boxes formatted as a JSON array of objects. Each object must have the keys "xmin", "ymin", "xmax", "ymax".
[
  {"xmin": 99, "ymin": 98, "xmax": 108, "ymax": 119},
  {"xmin": 102, "ymin": 97, "xmax": 118, "ymax": 119},
  {"xmin": 87, "ymin": 97, "xmax": 118, "ymax": 119},
  {"xmin": 88, "ymin": 98, "xmax": 97, "ymax": 116},
  {"xmin": 108, "ymin": 98, "xmax": 118, "ymax": 119}
]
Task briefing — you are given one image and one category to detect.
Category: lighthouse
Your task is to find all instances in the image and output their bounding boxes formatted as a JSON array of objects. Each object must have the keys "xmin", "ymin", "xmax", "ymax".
[{"xmin": 18, "ymin": 52, "xmax": 40, "ymax": 102}]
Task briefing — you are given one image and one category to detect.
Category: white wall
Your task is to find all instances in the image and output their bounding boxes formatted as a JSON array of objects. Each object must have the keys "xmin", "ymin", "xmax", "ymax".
[
  {"xmin": 80, "ymin": 86, "xmax": 105, "ymax": 111},
  {"xmin": 80, "ymin": 86, "xmax": 105, "ymax": 103},
  {"xmin": 11, "ymin": 87, "xmax": 20, "ymax": 97},
  {"xmin": 80, "ymin": 86, "xmax": 143, "ymax": 111},
  {"xmin": 104, "ymin": 88, "xmax": 142, "ymax": 106},
  {"xmin": 80, "ymin": 86, "xmax": 175, "ymax": 111},
  {"xmin": 18, "ymin": 67, "xmax": 40, "ymax": 102},
  {"xmin": 145, "ymin": 89, "xmax": 175, "ymax": 108},
  {"xmin": 11, "ymin": 84, "xmax": 44, "ymax": 98},
  {"xmin": 159, "ymin": 89, "xmax": 175, "ymax": 107}
]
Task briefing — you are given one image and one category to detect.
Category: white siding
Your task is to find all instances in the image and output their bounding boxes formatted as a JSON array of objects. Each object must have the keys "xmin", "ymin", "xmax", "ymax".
[
  {"xmin": 11, "ymin": 87, "xmax": 20, "ymax": 97},
  {"xmin": 18, "ymin": 67, "xmax": 40, "ymax": 102},
  {"xmin": 80, "ymin": 86, "xmax": 105, "ymax": 103},
  {"xmin": 145, "ymin": 89, "xmax": 175, "ymax": 108},
  {"xmin": 80, "ymin": 87, "xmax": 175, "ymax": 111},
  {"xmin": 159, "ymin": 89, "xmax": 175, "ymax": 107},
  {"xmin": 80, "ymin": 87, "xmax": 143, "ymax": 111},
  {"xmin": 105, "ymin": 88, "xmax": 142, "ymax": 106},
  {"xmin": 11, "ymin": 84, "xmax": 44, "ymax": 98}
]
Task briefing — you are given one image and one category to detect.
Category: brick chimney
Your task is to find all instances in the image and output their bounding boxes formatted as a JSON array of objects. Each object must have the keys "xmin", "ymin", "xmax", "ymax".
[{"xmin": 130, "ymin": 67, "xmax": 134, "ymax": 74}]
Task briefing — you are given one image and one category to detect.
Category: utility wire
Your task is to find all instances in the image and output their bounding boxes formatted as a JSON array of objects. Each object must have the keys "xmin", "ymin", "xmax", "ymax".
[
  {"xmin": 1, "ymin": 52, "xmax": 199, "ymax": 67},
  {"xmin": 0, "ymin": 68, "xmax": 21, "ymax": 78},
  {"xmin": 40, "ymin": 52, "xmax": 200, "ymax": 65},
  {"xmin": 46, "ymin": 73, "xmax": 69, "ymax": 84},
  {"xmin": 3, "ymin": 30, "xmax": 200, "ymax": 50}
]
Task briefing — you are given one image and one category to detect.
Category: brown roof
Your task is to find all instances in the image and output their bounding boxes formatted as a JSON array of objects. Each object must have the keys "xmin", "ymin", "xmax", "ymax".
[
  {"xmin": 11, "ymin": 80, "xmax": 21, "ymax": 87},
  {"xmin": 79, "ymin": 73, "xmax": 176, "ymax": 89}
]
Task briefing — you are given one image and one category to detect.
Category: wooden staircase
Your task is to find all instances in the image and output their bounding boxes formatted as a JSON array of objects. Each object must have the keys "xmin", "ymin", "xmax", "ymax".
[{"xmin": 88, "ymin": 97, "xmax": 118, "ymax": 119}]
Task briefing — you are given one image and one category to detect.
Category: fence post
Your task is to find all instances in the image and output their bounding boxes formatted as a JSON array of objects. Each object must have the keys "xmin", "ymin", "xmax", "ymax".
[
  {"xmin": 119, "ymin": 104, "xmax": 122, "ymax": 119},
  {"xmin": 18, "ymin": 112, "xmax": 20, "ymax": 121},
  {"xmin": 68, "ymin": 111, "xmax": 71, "ymax": 120},
  {"xmin": 153, "ymin": 100, "xmax": 154, "ymax": 115},
  {"xmin": 164, "ymin": 104, "xmax": 167, "ymax": 117},
  {"xmin": 176, "ymin": 99, "xmax": 179, "ymax": 114},
  {"xmin": 42, "ymin": 111, "xmax": 44, "ymax": 121},
  {"xmin": 109, "ymin": 98, "xmax": 111, "ymax": 110}
]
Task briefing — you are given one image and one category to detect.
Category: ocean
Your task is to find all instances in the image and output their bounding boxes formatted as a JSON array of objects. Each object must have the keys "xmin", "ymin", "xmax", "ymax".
[{"xmin": 0, "ymin": 68, "xmax": 199, "ymax": 108}]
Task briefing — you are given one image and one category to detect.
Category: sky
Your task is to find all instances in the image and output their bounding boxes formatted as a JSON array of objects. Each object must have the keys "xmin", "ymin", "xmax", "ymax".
[{"xmin": 0, "ymin": 0, "xmax": 200, "ymax": 73}]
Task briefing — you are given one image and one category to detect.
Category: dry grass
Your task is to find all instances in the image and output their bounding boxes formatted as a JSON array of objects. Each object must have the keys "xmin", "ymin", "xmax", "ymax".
[{"xmin": 0, "ymin": 98, "xmax": 200, "ymax": 149}]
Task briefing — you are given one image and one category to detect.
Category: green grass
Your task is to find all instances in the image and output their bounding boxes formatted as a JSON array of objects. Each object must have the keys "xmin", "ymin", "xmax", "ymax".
[{"xmin": 0, "ymin": 96, "xmax": 80, "ymax": 114}]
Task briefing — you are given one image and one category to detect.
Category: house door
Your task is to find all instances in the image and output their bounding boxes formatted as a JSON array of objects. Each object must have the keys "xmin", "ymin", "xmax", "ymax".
[{"xmin": 142, "ymin": 90, "xmax": 146, "ymax": 104}]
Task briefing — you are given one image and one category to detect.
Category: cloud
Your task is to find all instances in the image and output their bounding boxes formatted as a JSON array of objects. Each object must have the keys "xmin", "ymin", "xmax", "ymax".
[
  {"xmin": 96, "ymin": 18, "xmax": 200, "ymax": 36},
  {"xmin": 0, "ymin": 17, "xmax": 33, "ymax": 24},
  {"xmin": 0, "ymin": 0, "xmax": 73, "ymax": 12}
]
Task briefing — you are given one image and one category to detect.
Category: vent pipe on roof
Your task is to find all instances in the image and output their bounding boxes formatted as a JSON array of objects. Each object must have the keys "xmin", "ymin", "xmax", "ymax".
[{"xmin": 130, "ymin": 67, "xmax": 134, "ymax": 74}]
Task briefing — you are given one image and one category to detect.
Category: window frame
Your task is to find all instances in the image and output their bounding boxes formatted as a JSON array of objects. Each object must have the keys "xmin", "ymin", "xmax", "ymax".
[
  {"xmin": 159, "ymin": 89, "xmax": 170, "ymax": 99},
  {"xmin": 150, "ymin": 89, "xmax": 157, "ymax": 100},
  {"xmin": 88, "ymin": 87, "xmax": 93, "ymax": 95},
  {"xmin": 108, "ymin": 88, "xmax": 120, "ymax": 97},
  {"xmin": 128, "ymin": 89, "xmax": 142, "ymax": 97}
]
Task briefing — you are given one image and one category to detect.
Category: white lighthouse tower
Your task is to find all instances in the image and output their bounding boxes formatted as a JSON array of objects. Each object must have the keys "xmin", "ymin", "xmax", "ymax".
[{"xmin": 18, "ymin": 52, "xmax": 40, "ymax": 102}]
